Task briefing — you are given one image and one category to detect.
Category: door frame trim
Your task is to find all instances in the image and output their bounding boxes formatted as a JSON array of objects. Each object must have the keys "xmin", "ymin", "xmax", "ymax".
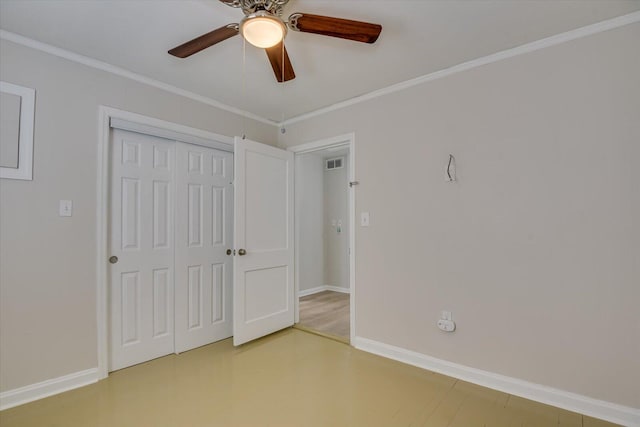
[
  {"xmin": 288, "ymin": 133, "xmax": 356, "ymax": 344},
  {"xmin": 96, "ymin": 106, "xmax": 234, "ymax": 379}
]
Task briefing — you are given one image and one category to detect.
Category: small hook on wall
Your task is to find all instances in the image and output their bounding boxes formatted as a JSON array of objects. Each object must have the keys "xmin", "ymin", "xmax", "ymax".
[{"xmin": 446, "ymin": 154, "xmax": 456, "ymax": 182}]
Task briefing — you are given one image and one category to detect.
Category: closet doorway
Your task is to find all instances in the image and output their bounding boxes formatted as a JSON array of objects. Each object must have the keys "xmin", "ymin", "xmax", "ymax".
[
  {"xmin": 108, "ymin": 128, "xmax": 234, "ymax": 371},
  {"xmin": 293, "ymin": 135, "xmax": 355, "ymax": 343},
  {"xmin": 98, "ymin": 108, "xmax": 296, "ymax": 378}
]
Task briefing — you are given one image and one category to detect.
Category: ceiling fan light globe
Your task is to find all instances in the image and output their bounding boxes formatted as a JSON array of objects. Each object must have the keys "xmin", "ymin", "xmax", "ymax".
[{"xmin": 241, "ymin": 13, "xmax": 286, "ymax": 48}]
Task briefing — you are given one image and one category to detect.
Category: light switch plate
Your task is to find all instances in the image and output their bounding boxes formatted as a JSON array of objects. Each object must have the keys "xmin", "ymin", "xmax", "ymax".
[
  {"xmin": 360, "ymin": 212, "xmax": 370, "ymax": 227},
  {"xmin": 59, "ymin": 200, "xmax": 73, "ymax": 217}
]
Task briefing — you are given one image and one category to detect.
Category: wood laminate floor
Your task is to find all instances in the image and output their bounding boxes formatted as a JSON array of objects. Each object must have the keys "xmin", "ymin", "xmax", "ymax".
[
  {"xmin": 0, "ymin": 329, "xmax": 618, "ymax": 427},
  {"xmin": 298, "ymin": 290, "xmax": 350, "ymax": 340}
]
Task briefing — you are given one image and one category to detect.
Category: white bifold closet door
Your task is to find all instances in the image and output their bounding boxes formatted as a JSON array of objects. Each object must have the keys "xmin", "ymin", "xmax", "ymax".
[
  {"xmin": 109, "ymin": 129, "xmax": 233, "ymax": 371},
  {"xmin": 109, "ymin": 130, "xmax": 176, "ymax": 371},
  {"xmin": 174, "ymin": 142, "xmax": 233, "ymax": 353}
]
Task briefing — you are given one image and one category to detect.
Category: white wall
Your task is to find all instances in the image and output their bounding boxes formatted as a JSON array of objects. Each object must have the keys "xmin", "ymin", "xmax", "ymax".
[
  {"xmin": 323, "ymin": 155, "xmax": 349, "ymax": 289},
  {"xmin": 0, "ymin": 39, "xmax": 277, "ymax": 392},
  {"xmin": 295, "ymin": 153, "xmax": 324, "ymax": 292},
  {"xmin": 280, "ymin": 24, "xmax": 640, "ymax": 408}
]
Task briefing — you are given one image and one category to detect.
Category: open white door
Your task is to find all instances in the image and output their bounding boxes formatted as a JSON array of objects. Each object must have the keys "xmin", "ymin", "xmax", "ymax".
[{"xmin": 233, "ymin": 137, "xmax": 294, "ymax": 345}]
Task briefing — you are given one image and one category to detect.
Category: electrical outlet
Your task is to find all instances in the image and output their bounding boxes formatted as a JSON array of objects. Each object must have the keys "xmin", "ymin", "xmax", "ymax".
[{"xmin": 437, "ymin": 319, "xmax": 456, "ymax": 332}]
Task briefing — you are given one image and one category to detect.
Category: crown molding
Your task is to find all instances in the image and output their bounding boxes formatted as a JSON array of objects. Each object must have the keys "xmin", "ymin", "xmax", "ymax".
[
  {"xmin": 0, "ymin": 29, "xmax": 278, "ymax": 127},
  {"xmin": 2, "ymin": 10, "xmax": 639, "ymax": 128},
  {"xmin": 281, "ymin": 10, "xmax": 640, "ymax": 126}
]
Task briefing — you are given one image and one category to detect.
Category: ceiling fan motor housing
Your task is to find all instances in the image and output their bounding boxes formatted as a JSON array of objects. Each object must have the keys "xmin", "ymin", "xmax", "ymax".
[{"xmin": 220, "ymin": 0, "xmax": 290, "ymax": 16}]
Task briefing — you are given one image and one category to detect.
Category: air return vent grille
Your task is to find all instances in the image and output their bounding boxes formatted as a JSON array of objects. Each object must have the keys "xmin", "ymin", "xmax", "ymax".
[{"xmin": 325, "ymin": 157, "xmax": 344, "ymax": 170}]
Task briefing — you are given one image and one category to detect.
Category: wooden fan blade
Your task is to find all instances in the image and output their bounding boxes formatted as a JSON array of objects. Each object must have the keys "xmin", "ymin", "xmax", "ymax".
[
  {"xmin": 289, "ymin": 13, "xmax": 381, "ymax": 44},
  {"xmin": 168, "ymin": 24, "xmax": 239, "ymax": 58},
  {"xmin": 265, "ymin": 42, "xmax": 296, "ymax": 83}
]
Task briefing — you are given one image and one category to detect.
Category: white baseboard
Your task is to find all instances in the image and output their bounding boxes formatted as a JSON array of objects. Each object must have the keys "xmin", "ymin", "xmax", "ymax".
[
  {"xmin": 298, "ymin": 285, "xmax": 350, "ymax": 297},
  {"xmin": 298, "ymin": 285, "xmax": 326, "ymax": 297},
  {"xmin": 0, "ymin": 368, "xmax": 99, "ymax": 410},
  {"xmin": 353, "ymin": 337, "xmax": 640, "ymax": 426},
  {"xmin": 325, "ymin": 285, "xmax": 350, "ymax": 294}
]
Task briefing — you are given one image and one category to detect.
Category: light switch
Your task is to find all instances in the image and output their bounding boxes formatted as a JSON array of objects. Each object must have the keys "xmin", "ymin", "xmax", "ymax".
[
  {"xmin": 360, "ymin": 212, "xmax": 370, "ymax": 227},
  {"xmin": 59, "ymin": 200, "xmax": 73, "ymax": 217}
]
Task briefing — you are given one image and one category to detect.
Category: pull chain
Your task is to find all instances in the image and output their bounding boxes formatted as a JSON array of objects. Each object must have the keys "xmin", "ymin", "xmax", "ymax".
[
  {"xmin": 241, "ymin": 37, "xmax": 247, "ymax": 140},
  {"xmin": 281, "ymin": 42, "xmax": 285, "ymax": 128}
]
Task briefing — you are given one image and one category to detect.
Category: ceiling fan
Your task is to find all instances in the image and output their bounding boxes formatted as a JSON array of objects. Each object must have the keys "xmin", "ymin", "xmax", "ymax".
[{"xmin": 168, "ymin": 0, "xmax": 382, "ymax": 83}]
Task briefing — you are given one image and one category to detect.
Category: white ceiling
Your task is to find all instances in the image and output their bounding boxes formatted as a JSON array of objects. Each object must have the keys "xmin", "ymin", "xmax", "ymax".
[{"xmin": 1, "ymin": 0, "xmax": 639, "ymax": 122}]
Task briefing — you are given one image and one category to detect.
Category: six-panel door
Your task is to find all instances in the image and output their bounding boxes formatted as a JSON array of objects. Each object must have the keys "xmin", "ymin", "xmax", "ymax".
[
  {"xmin": 109, "ymin": 130, "xmax": 175, "ymax": 371},
  {"xmin": 174, "ymin": 142, "xmax": 233, "ymax": 353}
]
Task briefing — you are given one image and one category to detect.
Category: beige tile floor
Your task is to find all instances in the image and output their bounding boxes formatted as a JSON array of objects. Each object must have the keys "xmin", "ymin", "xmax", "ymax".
[{"xmin": 0, "ymin": 329, "xmax": 619, "ymax": 427}]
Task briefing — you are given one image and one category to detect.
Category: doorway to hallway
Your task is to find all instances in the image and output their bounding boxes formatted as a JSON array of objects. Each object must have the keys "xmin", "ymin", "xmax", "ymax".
[{"xmin": 294, "ymin": 141, "xmax": 353, "ymax": 342}]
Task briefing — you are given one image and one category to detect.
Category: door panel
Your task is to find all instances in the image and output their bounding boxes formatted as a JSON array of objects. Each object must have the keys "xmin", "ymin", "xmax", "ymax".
[
  {"xmin": 175, "ymin": 142, "xmax": 233, "ymax": 353},
  {"xmin": 152, "ymin": 268, "xmax": 170, "ymax": 337},
  {"xmin": 233, "ymin": 138, "xmax": 294, "ymax": 345},
  {"xmin": 109, "ymin": 130, "xmax": 175, "ymax": 371},
  {"xmin": 153, "ymin": 181, "xmax": 171, "ymax": 248},
  {"xmin": 245, "ymin": 151, "xmax": 288, "ymax": 251},
  {"xmin": 244, "ymin": 266, "xmax": 289, "ymax": 321}
]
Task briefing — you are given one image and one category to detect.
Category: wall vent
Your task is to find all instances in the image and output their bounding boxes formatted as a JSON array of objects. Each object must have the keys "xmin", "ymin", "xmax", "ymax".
[{"xmin": 325, "ymin": 157, "xmax": 344, "ymax": 170}]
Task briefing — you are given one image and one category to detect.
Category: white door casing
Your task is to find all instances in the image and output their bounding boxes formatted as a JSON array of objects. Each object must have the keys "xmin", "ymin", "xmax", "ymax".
[
  {"xmin": 109, "ymin": 130, "xmax": 175, "ymax": 371},
  {"xmin": 233, "ymin": 137, "xmax": 295, "ymax": 345},
  {"xmin": 174, "ymin": 142, "xmax": 233, "ymax": 353}
]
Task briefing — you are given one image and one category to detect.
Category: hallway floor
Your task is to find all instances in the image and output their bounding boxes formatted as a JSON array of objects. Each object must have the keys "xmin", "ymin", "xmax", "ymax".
[{"xmin": 298, "ymin": 290, "xmax": 350, "ymax": 340}]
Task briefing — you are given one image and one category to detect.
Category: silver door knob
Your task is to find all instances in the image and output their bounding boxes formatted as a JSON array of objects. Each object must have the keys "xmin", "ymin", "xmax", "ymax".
[
  {"xmin": 109, "ymin": 256, "xmax": 118, "ymax": 264},
  {"xmin": 238, "ymin": 249, "xmax": 246, "ymax": 256}
]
